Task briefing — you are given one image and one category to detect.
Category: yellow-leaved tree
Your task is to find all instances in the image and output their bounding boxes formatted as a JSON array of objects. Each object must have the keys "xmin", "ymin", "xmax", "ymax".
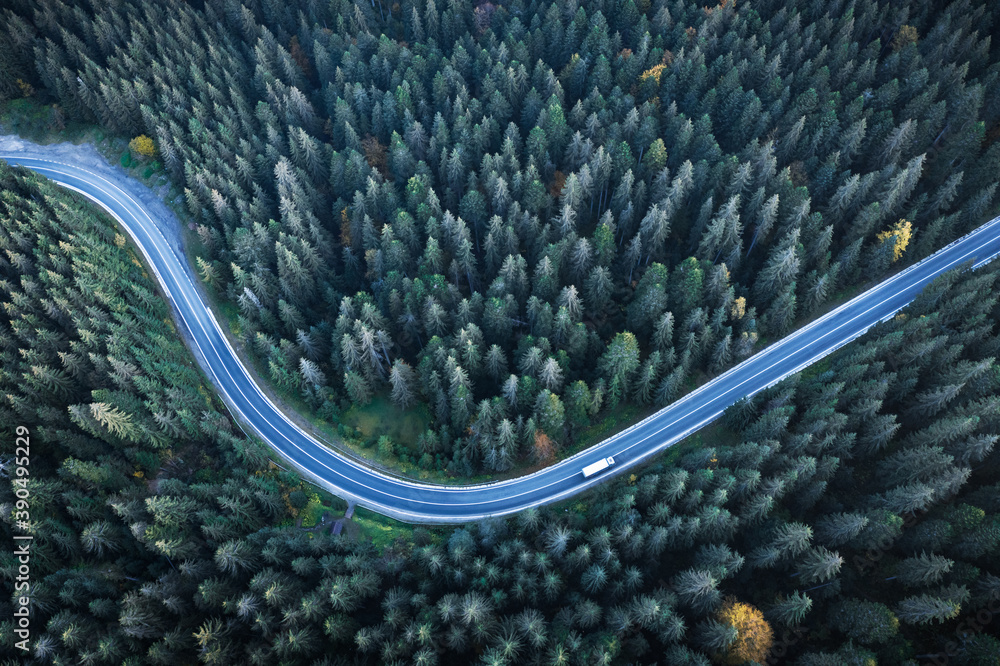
[
  {"xmin": 877, "ymin": 218, "xmax": 913, "ymax": 262},
  {"xmin": 129, "ymin": 135, "xmax": 156, "ymax": 158},
  {"xmin": 638, "ymin": 63, "xmax": 666, "ymax": 86},
  {"xmin": 713, "ymin": 597, "xmax": 774, "ymax": 665},
  {"xmin": 892, "ymin": 25, "xmax": 919, "ymax": 51},
  {"xmin": 16, "ymin": 78, "xmax": 34, "ymax": 97}
]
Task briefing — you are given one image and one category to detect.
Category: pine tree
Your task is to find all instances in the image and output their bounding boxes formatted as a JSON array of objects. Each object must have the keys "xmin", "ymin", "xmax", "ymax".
[
  {"xmin": 754, "ymin": 228, "xmax": 801, "ymax": 301},
  {"xmin": 829, "ymin": 599, "xmax": 900, "ymax": 644},
  {"xmin": 598, "ymin": 332, "xmax": 641, "ymax": 407},
  {"xmin": 389, "ymin": 359, "xmax": 417, "ymax": 409},
  {"xmin": 299, "ymin": 357, "xmax": 326, "ymax": 389},
  {"xmin": 766, "ymin": 591, "xmax": 812, "ymax": 627},
  {"xmin": 697, "ymin": 195, "xmax": 743, "ymax": 268},
  {"xmin": 674, "ymin": 569, "xmax": 722, "ymax": 615},
  {"xmin": 896, "ymin": 594, "xmax": 961, "ymax": 625},
  {"xmin": 794, "ymin": 546, "xmax": 843, "ymax": 585},
  {"xmin": 893, "ymin": 552, "xmax": 954, "ymax": 588},
  {"xmin": 88, "ymin": 402, "xmax": 138, "ymax": 439},
  {"xmin": 814, "ymin": 513, "xmax": 869, "ymax": 547},
  {"xmin": 344, "ymin": 370, "xmax": 373, "ymax": 406},
  {"xmin": 694, "ymin": 619, "xmax": 738, "ymax": 654}
]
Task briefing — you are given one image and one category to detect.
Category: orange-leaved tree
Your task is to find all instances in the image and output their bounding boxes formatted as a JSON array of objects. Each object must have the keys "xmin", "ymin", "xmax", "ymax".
[{"xmin": 713, "ymin": 596, "xmax": 774, "ymax": 665}]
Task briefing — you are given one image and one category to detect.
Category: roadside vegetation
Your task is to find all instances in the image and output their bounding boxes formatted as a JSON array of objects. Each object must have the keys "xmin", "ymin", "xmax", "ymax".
[
  {"xmin": 2, "ymin": 0, "xmax": 1000, "ymax": 663},
  {"xmin": 2, "ymin": 119, "xmax": 1000, "ymax": 666},
  {"xmin": 4, "ymin": 0, "xmax": 1000, "ymax": 484}
]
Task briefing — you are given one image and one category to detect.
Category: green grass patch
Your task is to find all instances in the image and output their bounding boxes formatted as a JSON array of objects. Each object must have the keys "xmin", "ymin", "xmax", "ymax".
[
  {"xmin": 563, "ymin": 402, "xmax": 648, "ymax": 457},
  {"xmin": 352, "ymin": 506, "xmax": 414, "ymax": 551},
  {"xmin": 662, "ymin": 420, "xmax": 740, "ymax": 467},
  {"xmin": 341, "ymin": 395, "xmax": 432, "ymax": 452},
  {"xmin": 298, "ymin": 490, "xmax": 347, "ymax": 528},
  {"xmin": 801, "ymin": 357, "xmax": 831, "ymax": 380}
]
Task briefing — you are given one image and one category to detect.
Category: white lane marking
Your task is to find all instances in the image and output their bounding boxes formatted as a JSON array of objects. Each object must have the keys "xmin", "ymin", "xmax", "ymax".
[
  {"xmin": 15, "ymin": 162, "xmax": 431, "ymax": 494},
  {"xmin": 14, "ymin": 160, "xmax": 506, "ymax": 513},
  {"xmin": 613, "ymin": 230, "xmax": 1000, "ymax": 460},
  {"xmin": 6, "ymin": 155, "xmax": 1000, "ymax": 518},
  {"xmin": 561, "ymin": 211, "xmax": 1000, "ymax": 463}
]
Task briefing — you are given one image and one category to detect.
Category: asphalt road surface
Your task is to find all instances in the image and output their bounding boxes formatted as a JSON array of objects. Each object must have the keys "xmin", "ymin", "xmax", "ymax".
[{"xmin": 5, "ymin": 154, "xmax": 1000, "ymax": 523}]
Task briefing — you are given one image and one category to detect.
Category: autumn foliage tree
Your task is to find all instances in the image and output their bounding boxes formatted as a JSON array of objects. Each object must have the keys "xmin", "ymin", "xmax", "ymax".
[
  {"xmin": 877, "ymin": 219, "xmax": 914, "ymax": 262},
  {"xmin": 4, "ymin": 0, "xmax": 996, "ymax": 481},
  {"xmin": 128, "ymin": 134, "xmax": 156, "ymax": 158},
  {"xmin": 892, "ymin": 24, "xmax": 919, "ymax": 51},
  {"xmin": 712, "ymin": 597, "xmax": 774, "ymax": 665}
]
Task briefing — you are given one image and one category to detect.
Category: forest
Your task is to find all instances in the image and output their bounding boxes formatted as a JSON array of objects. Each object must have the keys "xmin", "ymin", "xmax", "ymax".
[
  {"xmin": 2, "ymin": 0, "xmax": 1000, "ymax": 663},
  {"xmin": 4, "ymin": 0, "xmax": 1000, "ymax": 477},
  {"xmin": 2, "ymin": 159, "xmax": 1000, "ymax": 665}
]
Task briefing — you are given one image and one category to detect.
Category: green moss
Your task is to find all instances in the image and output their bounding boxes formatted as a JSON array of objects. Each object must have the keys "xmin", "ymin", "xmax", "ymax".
[
  {"xmin": 352, "ymin": 506, "xmax": 414, "ymax": 552},
  {"xmin": 568, "ymin": 402, "xmax": 647, "ymax": 455},
  {"xmin": 341, "ymin": 395, "xmax": 431, "ymax": 452}
]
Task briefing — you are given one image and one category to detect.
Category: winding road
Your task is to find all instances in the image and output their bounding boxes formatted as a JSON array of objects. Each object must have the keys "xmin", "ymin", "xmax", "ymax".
[{"xmin": 5, "ymin": 152, "xmax": 1000, "ymax": 523}]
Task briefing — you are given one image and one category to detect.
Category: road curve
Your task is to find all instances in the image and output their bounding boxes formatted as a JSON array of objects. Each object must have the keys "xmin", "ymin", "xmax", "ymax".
[{"xmin": 5, "ymin": 153, "xmax": 1000, "ymax": 523}]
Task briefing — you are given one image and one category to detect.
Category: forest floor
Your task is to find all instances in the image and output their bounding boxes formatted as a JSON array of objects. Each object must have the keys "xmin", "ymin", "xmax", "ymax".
[{"xmin": 340, "ymin": 396, "xmax": 432, "ymax": 455}]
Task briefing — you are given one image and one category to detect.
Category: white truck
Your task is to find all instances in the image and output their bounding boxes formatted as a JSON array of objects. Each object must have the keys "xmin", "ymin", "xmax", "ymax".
[{"xmin": 581, "ymin": 456, "xmax": 615, "ymax": 478}]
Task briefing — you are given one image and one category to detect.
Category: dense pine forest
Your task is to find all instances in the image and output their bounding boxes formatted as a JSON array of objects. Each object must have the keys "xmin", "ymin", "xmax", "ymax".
[
  {"xmin": 4, "ymin": 0, "xmax": 1000, "ymax": 476},
  {"xmin": 2, "ymin": 164, "xmax": 1000, "ymax": 664},
  {"xmin": 3, "ymin": 0, "xmax": 1000, "ymax": 663}
]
